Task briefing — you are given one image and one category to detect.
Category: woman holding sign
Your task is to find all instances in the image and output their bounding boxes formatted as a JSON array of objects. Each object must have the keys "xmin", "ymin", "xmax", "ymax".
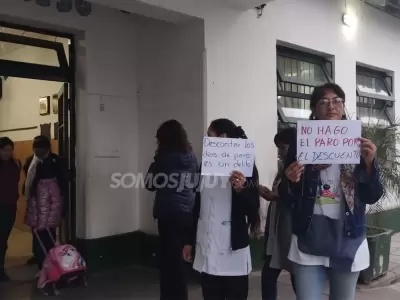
[
  {"xmin": 279, "ymin": 83, "xmax": 383, "ymax": 300},
  {"xmin": 182, "ymin": 118, "xmax": 260, "ymax": 300}
]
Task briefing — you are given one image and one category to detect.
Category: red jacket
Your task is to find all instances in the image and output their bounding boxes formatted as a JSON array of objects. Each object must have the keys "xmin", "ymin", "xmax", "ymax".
[{"xmin": 0, "ymin": 159, "xmax": 21, "ymax": 205}]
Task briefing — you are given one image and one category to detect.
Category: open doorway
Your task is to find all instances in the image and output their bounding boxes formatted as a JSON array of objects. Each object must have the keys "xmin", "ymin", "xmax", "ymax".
[{"xmin": 0, "ymin": 24, "xmax": 75, "ymax": 278}]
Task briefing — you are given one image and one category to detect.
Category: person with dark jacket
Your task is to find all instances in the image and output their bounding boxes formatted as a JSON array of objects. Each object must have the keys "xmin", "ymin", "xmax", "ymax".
[
  {"xmin": 0, "ymin": 137, "xmax": 21, "ymax": 281},
  {"xmin": 260, "ymin": 128, "xmax": 296, "ymax": 300},
  {"xmin": 145, "ymin": 119, "xmax": 198, "ymax": 300},
  {"xmin": 182, "ymin": 119, "xmax": 260, "ymax": 300},
  {"xmin": 23, "ymin": 135, "xmax": 67, "ymax": 272},
  {"xmin": 279, "ymin": 83, "xmax": 383, "ymax": 300}
]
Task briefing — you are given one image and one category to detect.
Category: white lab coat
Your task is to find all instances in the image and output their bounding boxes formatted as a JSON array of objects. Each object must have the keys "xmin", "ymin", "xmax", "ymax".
[{"xmin": 193, "ymin": 176, "xmax": 252, "ymax": 276}]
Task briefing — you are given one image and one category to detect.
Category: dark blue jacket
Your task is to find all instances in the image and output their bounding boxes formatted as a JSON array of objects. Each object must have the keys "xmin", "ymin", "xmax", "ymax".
[
  {"xmin": 146, "ymin": 151, "xmax": 198, "ymax": 219},
  {"xmin": 278, "ymin": 158, "xmax": 383, "ymax": 239}
]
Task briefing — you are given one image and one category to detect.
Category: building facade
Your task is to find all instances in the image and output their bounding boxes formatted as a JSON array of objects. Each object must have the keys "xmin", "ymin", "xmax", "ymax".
[{"xmin": 0, "ymin": 0, "xmax": 399, "ymax": 270}]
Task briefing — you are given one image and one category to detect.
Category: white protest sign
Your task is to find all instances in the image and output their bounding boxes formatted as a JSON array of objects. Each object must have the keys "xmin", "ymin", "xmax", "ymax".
[
  {"xmin": 297, "ymin": 120, "xmax": 362, "ymax": 164},
  {"xmin": 201, "ymin": 137, "xmax": 256, "ymax": 177}
]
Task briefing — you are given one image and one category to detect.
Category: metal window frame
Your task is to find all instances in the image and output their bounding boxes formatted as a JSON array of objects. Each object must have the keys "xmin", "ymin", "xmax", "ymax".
[
  {"xmin": 277, "ymin": 102, "xmax": 312, "ymax": 123},
  {"xmin": 277, "ymin": 92, "xmax": 312, "ymax": 123},
  {"xmin": 276, "ymin": 45, "xmax": 334, "ymax": 86},
  {"xmin": 356, "ymin": 66, "xmax": 395, "ymax": 126},
  {"xmin": 356, "ymin": 66, "xmax": 394, "ymax": 102},
  {"xmin": 0, "ymin": 32, "xmax": 70, "ymax": 82},
  {"xmin": 356, "ymin": 97, "xmax": 394, "ymax": 125},
  {"xmin": 277, "ymin": 46, "xmax": 332, "ymax": 123}
]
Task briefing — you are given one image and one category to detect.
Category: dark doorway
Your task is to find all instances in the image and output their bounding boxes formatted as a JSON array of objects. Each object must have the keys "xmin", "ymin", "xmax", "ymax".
[{"xmin": 0, "ymin": 24, "xmax": 76, "ymax": 246}]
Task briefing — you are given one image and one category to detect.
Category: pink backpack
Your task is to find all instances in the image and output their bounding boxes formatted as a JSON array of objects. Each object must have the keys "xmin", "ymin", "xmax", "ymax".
[{"xmin": 35, "ymin": 229, "xmax": 87, "ymax": 295}]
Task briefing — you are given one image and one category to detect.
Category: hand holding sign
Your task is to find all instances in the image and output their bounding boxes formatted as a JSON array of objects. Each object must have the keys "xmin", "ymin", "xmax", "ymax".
[
  {"xmin": 285, "ymin": 161, "xmax": 304, "ymax": 183},
  {"xmin": 360, "ymin": 138, "xmax": 377, "ymax": 171},
  {"xmin": 229, "ymin": 170, "xmax": 247, "ymax": 192}
]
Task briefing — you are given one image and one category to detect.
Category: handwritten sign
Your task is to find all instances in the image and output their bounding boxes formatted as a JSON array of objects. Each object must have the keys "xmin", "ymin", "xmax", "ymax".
[
  {"xmin": 297, "ymin": 120, "xmax": 362, "ymax": 164},
  {"xmin": 201, "ymin": 137, "xmax": 256, "ymax": 177}
]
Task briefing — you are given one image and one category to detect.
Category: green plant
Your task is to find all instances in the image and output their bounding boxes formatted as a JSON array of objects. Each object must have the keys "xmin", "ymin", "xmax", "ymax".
[{"xmin": 361, "ymin": 118, "xmax": 400, "ymax": 215}]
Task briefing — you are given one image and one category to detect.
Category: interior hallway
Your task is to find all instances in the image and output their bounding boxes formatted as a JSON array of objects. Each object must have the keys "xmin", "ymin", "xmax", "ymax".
[{"xmin": 5, "ymin": 228, "xmax": 32, "ymax": 269}]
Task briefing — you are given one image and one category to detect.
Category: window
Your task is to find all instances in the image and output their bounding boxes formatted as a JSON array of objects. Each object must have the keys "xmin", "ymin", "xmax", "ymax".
[
  {"xmin": 277, "ymin": 46, "xmax": 333, "ymax": 126},
  {"xmin": 356, "ymin": 66, "xmax": 394, "ymax": 127}
]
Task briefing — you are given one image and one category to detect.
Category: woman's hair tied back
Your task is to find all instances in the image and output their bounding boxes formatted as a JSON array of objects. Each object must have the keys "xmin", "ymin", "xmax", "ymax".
[{"xmin": 235, "ymin": 126, "xmax": 247, "ymax": 139}]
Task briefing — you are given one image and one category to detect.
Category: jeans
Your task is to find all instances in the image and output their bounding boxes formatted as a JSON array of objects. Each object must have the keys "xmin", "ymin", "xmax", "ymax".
[
  {"xmin": 293, "ymin": 264, "xmax": 359, "ymax": 300},
  {"xmin": 261, "ymin": 255, "xmax": 296, "ymax": 300}
]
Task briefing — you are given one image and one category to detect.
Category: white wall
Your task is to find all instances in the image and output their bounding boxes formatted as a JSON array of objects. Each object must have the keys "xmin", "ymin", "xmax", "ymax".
[
  {"xmin": 201, "ymin": 8, "xmax": 274, "ymax": 229},
  {"xmin": 203, "ymin": 8, "xmax": 274, "ymax": 184},
  {"xmin": 0, "ymin": 77, "xmax": 61, "ymax": 141},
  {"xmin": 136, "ymin": 17, "xmax": 204, "ymax": 233}
]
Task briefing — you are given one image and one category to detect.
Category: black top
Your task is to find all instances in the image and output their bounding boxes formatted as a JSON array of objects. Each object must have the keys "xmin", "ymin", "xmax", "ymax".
[
  {"xmin": 22, "ymin": 153, "xmax": 67, "ymax": 199},
  {"xmin": 0, "ymin": 159, "xmax": 21, "ymax": 205},
  {"xmin": 185, "ymin": 165, "xmax": 260, "ymax": 251}
]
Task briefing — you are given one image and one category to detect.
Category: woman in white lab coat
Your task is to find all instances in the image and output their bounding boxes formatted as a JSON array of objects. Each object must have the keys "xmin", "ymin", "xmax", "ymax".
[{"xmin": 183, "ymin": 118, "xmax": 260, "ymax": 300}]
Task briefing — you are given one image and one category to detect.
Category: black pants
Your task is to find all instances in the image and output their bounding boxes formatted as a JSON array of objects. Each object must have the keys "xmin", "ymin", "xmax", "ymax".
[
  {"xmin": 200, "ymin": 273, "xmax": 249, "ymax": 300},
  {"xmin": 261, "ymin": 256, "xmax": 296, "ymax": 300},
  {"xmin": 32, "ymin": 228, "xmax": 56, "ymax": 269},
  {"xmin": 0, "ymin": 204, "xmax": 17, "ymax": 272},
  {"xmin": 157, "ymin": 215, "xmax": 189, "ymax": 300}
]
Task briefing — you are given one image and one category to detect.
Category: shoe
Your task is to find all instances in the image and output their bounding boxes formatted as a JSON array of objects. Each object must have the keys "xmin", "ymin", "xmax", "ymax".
[
  {"xmin": 40, "ymin": 282, "xmax": 60, "ymax": 296},
  {"xmin": 0, "ymin": 273, "xmax": 11, "ymax": 282}
]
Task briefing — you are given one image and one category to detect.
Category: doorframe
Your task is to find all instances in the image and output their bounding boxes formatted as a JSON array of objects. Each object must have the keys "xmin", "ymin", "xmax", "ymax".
[
  {"xmin": 0, "ymin": 31, "xmax": 69, "ymax": 81},
  {"xmin": 0, "ymin": 20, "xmax": 77, "ymax": 242}
]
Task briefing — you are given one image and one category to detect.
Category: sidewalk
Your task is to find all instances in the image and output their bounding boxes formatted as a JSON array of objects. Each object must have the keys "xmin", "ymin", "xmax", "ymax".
[
  {"xmin": 1, "ymin": 265, "xmax": 400, "ymax": 300},
  {"xmin": 1, "ymin": 233, "xmax": 400, "ymax": 299},
  {"xmin": 359, "ymin": 232, "xmax": 400, "ymax": 289}
]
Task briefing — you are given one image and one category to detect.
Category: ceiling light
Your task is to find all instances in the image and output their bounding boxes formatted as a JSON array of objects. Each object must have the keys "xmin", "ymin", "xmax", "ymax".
[{"xmin": 342, "ymin": 13, "xmax": 357, "ymax": 27}]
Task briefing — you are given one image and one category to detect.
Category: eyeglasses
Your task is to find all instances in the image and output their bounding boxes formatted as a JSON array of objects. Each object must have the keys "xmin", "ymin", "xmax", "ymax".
[{"xmin": 316, "ymin": 97, "xmax": 345, "ymax": 108}]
